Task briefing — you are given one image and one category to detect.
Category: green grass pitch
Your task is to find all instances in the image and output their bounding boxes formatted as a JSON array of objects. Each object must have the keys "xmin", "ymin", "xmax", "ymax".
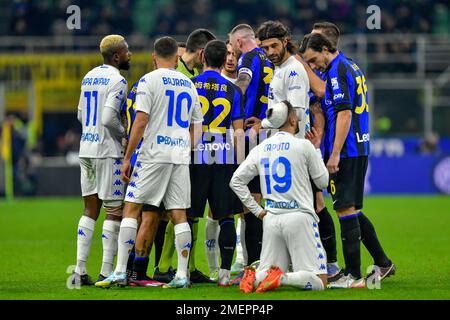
[{"xmin": 1, "ymin": 196, "xmax": 449, "ymax": 300}]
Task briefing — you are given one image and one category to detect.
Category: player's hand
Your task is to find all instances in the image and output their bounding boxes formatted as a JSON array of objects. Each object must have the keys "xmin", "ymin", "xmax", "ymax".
[
  {"xmin": 245, "ymin": 117, "xmax": 261, "ymax": 128},
  {"xmin": 121, "ymin": 159, "xmax": 131, "ymax": 184},
  {"xmin": 305, "ymin": 127, "xmax": 321, "ymax": 149},
  {"xmin": 327, "ymin": 154, "xmax": 340, "ymax": 174},
  {"xmin": 121, "ymin": 137, "xmax": 128, "ymax": 150},
  {"xmin": 257, "ymin": 209, "xmax": 267, "ymax": 220}
]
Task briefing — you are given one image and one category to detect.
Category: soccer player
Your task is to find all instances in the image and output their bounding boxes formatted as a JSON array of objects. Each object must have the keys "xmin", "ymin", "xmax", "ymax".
[
  {"xmin": 95, "ymin": 36, "xmax": 203, "ymax": 289},
  {"xmin": 177, "ymin": 42, "xmax": 186, "ymax": 59},
  {"xmin": 230, "ymin": 101, "xmax": 329, "ymax": 293},
  {"xmin": 190, "ymin": 40, "xmax": 245, "ymax": 286},
  {"xmin": 302, "ymin": 33, "xmax": 395, "ymax": 288},
  {"xmin": 121, "ymin": 79, "xmax": 166, "ymax": 287},
  {"xmin": 256, "ymin": 20, "xmax": 310, "ymax": 138},
  {"xmin": 72, "ymin": 34, "xmax": 131, "ymax": 285},
  {"xmin": 229, "ymin": 24, "xmax": 274, "ymax": 267},
  {"xmin": 154, "ymin": 28, "xmax": 216, "ymax": 284}
]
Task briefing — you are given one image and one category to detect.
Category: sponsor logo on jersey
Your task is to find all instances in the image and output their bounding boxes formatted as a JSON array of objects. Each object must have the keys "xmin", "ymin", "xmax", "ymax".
[
  {"xmin": 80, "ymin": 133, "xmax": 100, "ymax": 142},
  {"xmin": 333, "ymin": 93, "xmax": 345, "ymax": 100},
  {"xmin": 265, "ymin": 199, "xmax": 299, "ymax": 210},
  {"xmin": 356, "ymin": 132, "xmax": 370, "ymax": 143},
  {"xmin": 288, "ymin": 85, "xmax": 302, "ymax": 91},
  {"xmin": 156, "ymin": 135, "xmax": 189, "ymax": 148}
]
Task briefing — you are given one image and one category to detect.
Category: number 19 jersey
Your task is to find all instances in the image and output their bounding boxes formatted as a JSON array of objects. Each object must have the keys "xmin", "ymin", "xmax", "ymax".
[
  {"xmin": 78, "ymin": 64, "xmax": 127, "ymax": 158},
  {"xmin": 135, "ymin": 68, "xmax": 203, "ymax": 164}
]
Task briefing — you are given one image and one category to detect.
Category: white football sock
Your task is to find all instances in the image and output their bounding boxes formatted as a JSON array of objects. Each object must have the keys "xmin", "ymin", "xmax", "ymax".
[
  {"xmin": 174, "ymin": 222, "xmax": 192, "ymax": 279},
  {"xmin": 254, "ymin": 269, "xmax": 268, "ymax": 287},
  {"xmin": 205, "ymin": 217, "xmax": 220, "ymax": 273},
  {"xmin": 235, "ymin": 217, "xmax": 247, "ymax": 265},
  {"xmin": 282, "ymin": 271, "xmax": 325, "ymax": 291},
  {"xmin": 100, "ymin": 220, "xmax": 120, "ymax": 276},
  {"xmin": 75, "ymin": 216, "xmax": 96, "ymax": 275},
  {"xmin": 115, "ymin": 218, "xmax": 137, "ymax": 274}
]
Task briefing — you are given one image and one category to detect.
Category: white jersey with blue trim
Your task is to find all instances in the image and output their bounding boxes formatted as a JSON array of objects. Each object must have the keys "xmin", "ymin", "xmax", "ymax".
[
  {"xmin": 78, "ymin": 64, "xmax": 127, "ymax": 158},
  {"xmin": 268, "ymin": 55, "xmax": 310, "ymax": 138},
  {"xmin": 231, "ymin": 131, "xmax": 328, "ymax": 222},
  {"xmin": 135, "ymin": 68, "xmax": 203, "ymax": 164}
]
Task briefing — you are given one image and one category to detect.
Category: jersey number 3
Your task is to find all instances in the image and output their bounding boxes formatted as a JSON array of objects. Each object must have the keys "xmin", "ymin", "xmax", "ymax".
[{"xmin": 261, "ymin": 156, "xmax": 292, "ymax": 194}]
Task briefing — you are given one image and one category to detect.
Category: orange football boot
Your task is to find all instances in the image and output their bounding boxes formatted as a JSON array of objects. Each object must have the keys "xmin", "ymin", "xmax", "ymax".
[
  {"xmin": 255, "ymin": 266, "xmax": 283, "ymax": 293},
  {"xmin": 240, "ymin": 266, "xmax": 256, "ymax": 293}
]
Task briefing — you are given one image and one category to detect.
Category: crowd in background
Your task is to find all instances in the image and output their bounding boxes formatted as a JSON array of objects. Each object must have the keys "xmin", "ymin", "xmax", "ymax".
[{"xmin": 5, "ymin": 0, "xmax": 449, "ymax": 37}]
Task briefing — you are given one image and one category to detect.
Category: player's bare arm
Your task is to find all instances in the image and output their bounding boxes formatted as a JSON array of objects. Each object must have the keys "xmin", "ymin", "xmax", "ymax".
[
  {"xmin": 121, "ymin": 111, "xmax": 149, "ymax": 183},
  {"xmin": 235, "ymin": 72, "xmax": 251, "ymax": 95},
  {"xmin": 310, "ymin": 101, "xmax": 325, "ymax": 140},
  {"xmin": 190, "ymin": 122, "xmax": 203, "ymax": 149},
  {"xmin": 327, "ymin": 109, "xmax": 352, "ymax": 173},
  {"xmin": 295, "ymin": 54, "xmax": 326, "ymax": 98}
]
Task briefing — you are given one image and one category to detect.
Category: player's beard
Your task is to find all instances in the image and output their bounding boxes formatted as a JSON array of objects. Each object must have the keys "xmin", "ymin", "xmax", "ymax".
[
  {"xmin": 119, "ymin": 59, "xmax": 131, "ymax": 70},
  {"xmin": 294, "ymin": 121, "xmax": 299, "ymax": 135},
  {"xmin": 270, "ymin": 46, "xmax": 286, "ymax": 66}
]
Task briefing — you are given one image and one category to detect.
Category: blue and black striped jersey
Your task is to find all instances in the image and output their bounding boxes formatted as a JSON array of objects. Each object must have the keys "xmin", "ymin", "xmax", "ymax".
[
  {"xmin": 121, "ymin": 81, "xmax": 142, "ymax": 167},
  {"xmin": 323, "ymin": 52, "xmax": 370, "ymax": 158},
  {"xmin": 237, "ymin": 47, "xmax": 273, "ymax": 120},
  {"xmin": 192, "ymin": 70, "xmax": 245, "ymax": 165}
]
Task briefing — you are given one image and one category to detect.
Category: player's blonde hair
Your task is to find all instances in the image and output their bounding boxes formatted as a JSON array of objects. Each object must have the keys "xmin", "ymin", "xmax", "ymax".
[{"xmin": 99, "ymin": 34, "xmax": 125, "ymax": 58}]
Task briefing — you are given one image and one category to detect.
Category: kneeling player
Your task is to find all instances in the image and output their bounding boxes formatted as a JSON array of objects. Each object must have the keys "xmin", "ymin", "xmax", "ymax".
[{"xmin": 230, "ymin": 101, "xmax": 329, "ymax": 293}]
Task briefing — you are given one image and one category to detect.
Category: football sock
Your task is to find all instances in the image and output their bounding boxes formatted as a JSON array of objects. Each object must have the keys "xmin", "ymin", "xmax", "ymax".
[
  {"xmin": 235, "ymin": 217, "xmax": 247, "ymax": 265},
  {"xmin": 174, "ymin": 222, "xmax": 192, "ymax": 279},
  {"xmin": 187, "ymin": 217, "xmax": 199, "ymax": 272},
  {"xmin": 318, "ymin": 207, "xmax": 337, "ymax": 263},
  {"xmin": 116, "ymin": 218, "xmax": 138, "ymax": 274},
  {"xmin": 100, "ymin": 219, "xmax": 120, "ymax": 276},
  {"xmin": 358, "ymin": 212, "xmax": 391, "ymax": 267},
  {"xmin": 157, "ymin": 221, "xmax": 175, "ymax": 273},
  {"xmin": 339, "ymin": 214, "xmax": 362, "ymax": 279},
  {"xmin": 75, "ymin": 215, "xmax": 96, "ymax": 275},
  {"xmin": 282, "ymin": 271, "xmax": 324, "ymax": 291},
  {"xmin": 132, "ymin": 256, "xmax": 149, "ymax": 279},
  {"xmin": 244, "ymin": 213, "xmax": 263, "ymax": 265},
  {"xmin": 154, "ymin": 220, "xmax": 168, "ymax": 267},
  {"xmin": 205, "ymin": 217, "xmax": 220, "ymax": 272},
  {"xmin": 218, "ymin": 217, "xmax": 236, "ymax": 270}
]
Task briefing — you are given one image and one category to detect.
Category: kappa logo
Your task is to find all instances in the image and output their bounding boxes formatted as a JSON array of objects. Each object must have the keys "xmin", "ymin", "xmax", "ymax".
[
  {"xmin": 133, "ymin": 172, "xmax": 139, "ymax": 178},
  {"xmin": 314, "ymin": 232, "xmax": 319, "ymax": 238},
  {"xmin": 320, "ymin": 264, "xmax": 327, "ymax": 271},
  {"xmin": 127, "ymin": 191, "xmax": 135, "ymax": 198},
  {"xmin": 78, "ymin": 229, "xmax": 86, "ymax": 236},
  {"xmin": 114, "ymin": 159, "xmax": 122, "ymax": 165},
  {"xmin": 136, "ymin": 162, "xmax": 142, "ymax": 168},
  {"xmin": 318, "ymin": 253, "xmax": 325, "ymax": 260},
  {"xmin": 316, "ymin": 243, "xmax": 322, "ymax": 249},
  {"xmin": 205, "ymin": 239, "xmax": 216, "ymax": 250},
  {"xmin": 113, "ymin": 190, "xmax": 123, "ymax": 196},
  {"xmin": 304, "ymin": 282, "xmax": 312, "ymax": 290},
  {"xmin": 183, "ymin": 242, "xmax": 192, "ymax": 249},
  {"xmin": 129, "ymin": 181, "xmax": 137, "ymax": 188},
  {"xmin": 102, "ymin": 233, "xmax": 108, "ymax": 239},
  {"xmin": 114, "ymin": 169, "xmax": 121, "ymax": 176},
  {"xmin": 113, "ymin": 179, "xmax": 122, "ymax": 186},
  {"xmin": 289, "ymin": 70, "xmax": 298, "ymax": 77},
  {"xmin": 125, "ymin": 239, "xmax": 135, "ymax": 245}
]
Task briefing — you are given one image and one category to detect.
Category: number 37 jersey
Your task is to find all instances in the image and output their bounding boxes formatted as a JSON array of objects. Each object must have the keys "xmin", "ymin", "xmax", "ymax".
[
  {"xmin": 78, "ymin": 64, "xmax": 127, "ymax": 158},
  {"xmin": 135, "ymin": 68, "xmax": 203, "ymax": 165}
]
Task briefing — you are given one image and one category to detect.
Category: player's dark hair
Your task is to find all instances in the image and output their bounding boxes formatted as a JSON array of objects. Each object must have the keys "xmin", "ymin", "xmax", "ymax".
[
  {"xmin": 256, "ymin": 20, "xmax": 298, "ymax": 54},
  {"xmin": 154, "ymin": 36, "xmax": 178, "ymax": 58},
  {"xmin": 302, "ymin": 33, "xmax": 337, "ymax": 54},
  {"xmin": 203, "ymin": 40, "xmax": 227, "ymax": 69},
  {"xmin": 298, "ymin": 33, "xmax": 311, "ymax": 54},
  {"xmin": 178, "ymin": 42, "xmax": 186, "ymax": 48},
  {"xmin": 313, "ymin": 21, "xmax": 340, "ymax": 47},
  {"xmin": 186, "ymin": 28, "xmax": 216, "ymax": 53}
]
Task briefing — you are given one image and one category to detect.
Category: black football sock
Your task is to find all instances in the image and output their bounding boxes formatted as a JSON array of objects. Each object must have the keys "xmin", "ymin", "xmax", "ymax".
[
  {"xmin": 318, "ymin": 207, "xmax": 337, "ymax": 263},
  {"xmin": 126, "ymin": 246, "xmax": 135, "ymax": 273},
  {"xmin": 132, "ymin": 256, "xmax": 149, "ymax": 280},
  {"xmin": 154, "ymin": 220, "xmax": 168, "ymax": 267},
  {"xmin": 339, "ymin": 214, "xmax": 362, "ymax": 279},
  {"xmin": 218, "ymin": 217, "xmax": 236, "ymax": 270},
  {"xmin": 358, "ymin": 212, "xmax": 391, "ymax": 267},
  {"xmin": 244, "ymin": 213, "xmax": 263, "ymax": 265}
]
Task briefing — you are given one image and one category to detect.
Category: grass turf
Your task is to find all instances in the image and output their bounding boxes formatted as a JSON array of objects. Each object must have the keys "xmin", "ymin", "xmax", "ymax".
[{"xmin": 0, "ymin": 196, "xmax": 449, "ymax": 300}]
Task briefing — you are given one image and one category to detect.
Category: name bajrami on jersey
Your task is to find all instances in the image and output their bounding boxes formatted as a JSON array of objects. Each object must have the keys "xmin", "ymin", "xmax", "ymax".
[
  {"xmin": 78, "ymin": 64, "xmax": 127, "ymax": 158},
  {"xmin": 134, "ymin": 68, "xmax": 203, "ymax": 165},
  {"xmin": 237, "ymin": 47, "xmax": 274, "ymax": 120},
  {"xmin": 191, "ymin": 70, "xmax": 245, "ymax": 165},
  {"xmin": 323, "ymin": 52, "xmax": 370, "ymax": 158}
]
